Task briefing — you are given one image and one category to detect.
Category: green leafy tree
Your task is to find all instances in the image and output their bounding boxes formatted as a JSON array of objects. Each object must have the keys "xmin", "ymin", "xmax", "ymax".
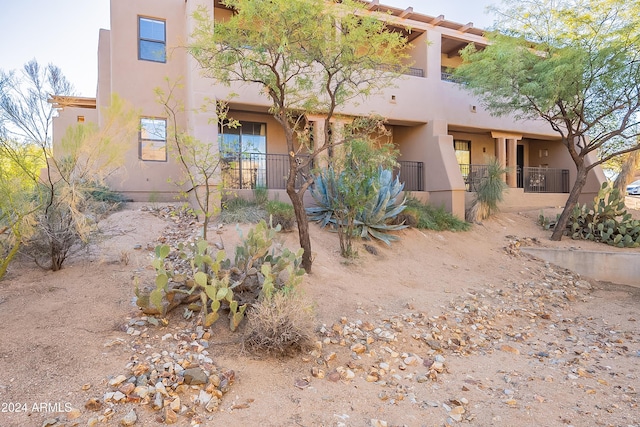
[
  {"xmin": 189, "ymin": 0, "xmax": 410, "ymax": 272},
  {"xmin": 156, "ymin": 79, "xmax": 239, "ymax": 240},
  {"xmin": 454, "ymin": 0, "xmax": 640, "ymax": 240}
]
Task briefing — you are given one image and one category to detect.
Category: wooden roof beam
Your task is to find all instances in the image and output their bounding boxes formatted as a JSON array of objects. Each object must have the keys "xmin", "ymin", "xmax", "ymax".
[
  {"xmin": 459, "ymin": 22, "xmax": 474, "ymax": 33},
  {"xmin": 48, "ymin": 95, "xmax": 97, "ymax": 109},
  {"xmin": 398, "ymin": 7, "xmax": 413, "ymax": 18},
  {"xmin": 367, "ymin": 0, "xmax": 379, "ymax": 10},
  {"xmin": 431, "ymin": 14, "xmax": 445, "ymax": 26}
]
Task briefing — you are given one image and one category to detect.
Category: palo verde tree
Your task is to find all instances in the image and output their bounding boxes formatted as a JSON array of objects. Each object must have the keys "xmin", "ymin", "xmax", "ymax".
[
  {"xmin": 454, "ymin": 0, "xmax": 640, "ymax": 240},
  {"xmin": 0, "ymin": 139, "xmax": 43, "ymax": 279},
  {"xmin": 1, "ymin": 60, "xmax": 138, "ymax": 270},
  {"xmin": 189, "ymin": 0, "xmax": 410, "ymax": 272},
  {"xmin": 0, "ymin": 60, "xmax": 73, "ymax": 271}
]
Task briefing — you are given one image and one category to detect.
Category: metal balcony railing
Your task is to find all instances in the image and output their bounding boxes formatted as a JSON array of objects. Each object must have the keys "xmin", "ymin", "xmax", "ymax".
[
  {"xmin": 459, "ymin": 164, "xmax": 488, "ymax": 192},
  {"xmin": 459, "ymin": 164, "xmax": 570, "ymax": 193},
  {"xmin": 223, "ymin": 153, "xmax": 424, "ymax": 192},
  {"xmin": 221, "ymin": 153, "xmax": 310, "ymax": 190},
  {"xmin": 395, "ymin": 161, "xmax": 424, "ymax": 192},
  {"xmin": 522, "ymin": 166, "xmax": 570, "ymax": 193},
  {"xmin": 377, "ymin": 64, "xmax": 425, "ymax": 77}
]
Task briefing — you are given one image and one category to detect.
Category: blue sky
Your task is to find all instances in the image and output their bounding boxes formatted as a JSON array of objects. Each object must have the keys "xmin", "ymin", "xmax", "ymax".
[{"xmin": 0, "ymin": 0, "xmax": 496, "ymax": 97}]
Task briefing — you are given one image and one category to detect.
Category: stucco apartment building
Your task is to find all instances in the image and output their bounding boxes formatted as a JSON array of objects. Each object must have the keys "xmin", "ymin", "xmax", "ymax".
[{"xmin": 51, "ymin": 0, "xmax": 606, "ymax": 219}]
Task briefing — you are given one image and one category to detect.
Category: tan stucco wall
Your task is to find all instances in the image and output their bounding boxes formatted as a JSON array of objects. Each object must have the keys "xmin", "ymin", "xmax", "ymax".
[
  {"xmin": 97, "ymin": 29, "xmax": 111, "ymax": 110},
  {"xmin": 449, "ymin": 131, "xmax": 496, "ymax": 164},
  {"xmin": 52, "ymin": 108, "xmax": 99, "ymax": 156}
]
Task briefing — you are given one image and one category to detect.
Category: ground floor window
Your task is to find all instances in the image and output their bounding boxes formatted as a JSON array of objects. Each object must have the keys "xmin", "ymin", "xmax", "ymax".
[
  {"xmin": 454, "ymin": 139, "xmax": 470, "ymax": 165},
  {"xmin": 219, "ymin": 121, "xmax": 267, "ymax": 188},
  {"xmin": 139, "ymin": 117, "xmax": 167, "ymax": 161}
]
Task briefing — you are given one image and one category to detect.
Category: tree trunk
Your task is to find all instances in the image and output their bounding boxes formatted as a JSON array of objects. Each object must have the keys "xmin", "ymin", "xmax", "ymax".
[
  {"xmin": 0, "ymin": 239, "xmax": 20, "ymax": 280},
  {"xmin": 287, "ymin": 185, "xmax": 313, "ymax": 273},
  {"xmin": 550, "ymin": 167, "xmax": 589, "ymax": 241}
]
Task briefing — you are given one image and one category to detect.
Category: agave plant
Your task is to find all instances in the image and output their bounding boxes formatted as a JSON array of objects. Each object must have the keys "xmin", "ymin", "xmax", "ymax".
[
  {"xmin": 355, "ymin": 169, "xmax": 408, "ymax": 244},
  {"xmin": 307, "ymin": 167, "xmax": 407, "ymax": 246}
]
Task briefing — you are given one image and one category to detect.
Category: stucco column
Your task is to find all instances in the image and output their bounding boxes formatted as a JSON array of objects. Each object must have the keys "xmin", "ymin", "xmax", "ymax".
[
  {"xmin": 495, "ymin": 137, "xmax": 507, "ymax": 182},
  {"xmin": 423, "ymin": 120, "xmax": 466, "ymax": 219},
  {"xmin": 506, "ymin": 138, "xmax": 517, "ymax": 188},
  {"xmin": 425, "ymin": 29, "xmax": 442, "ymax": 79}
]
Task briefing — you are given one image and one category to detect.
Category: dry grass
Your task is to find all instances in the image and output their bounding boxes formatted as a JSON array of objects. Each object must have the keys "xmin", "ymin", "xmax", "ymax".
[{"xmin": 242, "ymin": 292, "xmax": 315, "ymax": 357}]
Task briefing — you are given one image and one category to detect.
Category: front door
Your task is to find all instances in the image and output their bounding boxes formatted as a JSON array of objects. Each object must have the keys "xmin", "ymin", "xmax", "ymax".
[{"xmin": 517, "ymin": 145, "xmax": 524, "ymax": 188}]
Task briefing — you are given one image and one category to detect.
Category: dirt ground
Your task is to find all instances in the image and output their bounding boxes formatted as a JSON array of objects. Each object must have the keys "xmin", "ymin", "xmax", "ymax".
[{"xmin": 0, "ymin": 200, "xmax": 639, "ymax": 427}]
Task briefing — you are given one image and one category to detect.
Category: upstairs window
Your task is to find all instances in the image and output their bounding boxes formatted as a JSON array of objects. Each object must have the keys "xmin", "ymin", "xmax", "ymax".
[
  {"xmin": 139, "ymin": 17, "xmax": 166, "ymax": 62},
  {"xmin": 140, "ymin": 117, "xmax": 167, "ymax": 161}
]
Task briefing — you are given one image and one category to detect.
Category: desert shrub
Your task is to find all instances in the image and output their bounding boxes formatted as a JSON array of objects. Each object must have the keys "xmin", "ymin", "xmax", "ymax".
[
  {"xmin": 265, "ymin": 200, "xmax": 295, "ymax": 231},
  {"xmin": 219, "ymin": 197, "xmax": 266, "ymax": 224},
  {"xmin": 243, "ymin": 291, "xmax": 315, "ymax": 357},
  {"xmin": 23, "ymin": 182, "xmax": 95, "ymax": 271},
  {"xmin": 404, "ymin": 196, "xmax": 470, "ymax": 231},
  {"xmin": 3, "ymin": 95, "xmax": 137, "ymax": 272},
  {"xmin": 86, "ymin": 181, "xmax": 127, "ymax": 204},
  {"xmin": 466, "ymin": 158, "xmax": 508, "ymax": 222},
  {"xmin": 253, "ymin": 185, "xmax": 269, "ymax": 207},
  {"xmin": 393, "ymin": 206, "xmax": 419, "ymax": 228}
]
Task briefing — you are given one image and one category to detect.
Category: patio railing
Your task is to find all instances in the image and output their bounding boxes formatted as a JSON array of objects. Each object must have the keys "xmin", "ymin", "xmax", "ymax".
[
  {"xmin": 223, "ymin": 153, "xmax": 424, "ymax": 192},
  {"xmin": 459, "ymin": 164, "xmax": 488, "ymax": 192},
  {"xmin": 395, "ymin": 161, "xmax": 424, "ymax": 192},
  {"xmin": 460, "ymin": 164, "xmax": 570, "ymax": 193},
  {"xmin": 222, "ymin": 153, "xmax": 311, "ymax": 190},
  {"xmin": 522, "ymin": 166, "xmax": 570, "ymax": 193}
]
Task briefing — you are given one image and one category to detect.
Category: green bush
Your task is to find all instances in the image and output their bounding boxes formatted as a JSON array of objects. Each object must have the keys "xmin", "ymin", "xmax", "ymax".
[
  {"xmin": 393, "ymin": 206, "xmax": 419, "ymax": 228},
  {"xmin": 265, "ymin": 200, "xmax": 295, "ymax": 231},
  {"xmin": 219, "ymin": 197, "xmax": 265, "ymax": 224},
  {"xmin": 86, "ymin": 182, "xmax": 127, "ymax": 203},
  {"xmin": 253, "ymin": 186, "xmax": 269, "ymax": 207},
  {"xmin": 404, "ymin": 196, "xmax": 470, "ymax": 231}
]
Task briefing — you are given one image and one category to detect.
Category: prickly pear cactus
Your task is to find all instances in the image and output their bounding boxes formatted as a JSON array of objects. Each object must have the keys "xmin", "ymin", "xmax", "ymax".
[
  {"xmin": 565, "ymin": 182, "xmax": 640, "ymax": 247},
  {"xmin": 134, "ymin": 220, "xmax": 305, "ymax": 330}
]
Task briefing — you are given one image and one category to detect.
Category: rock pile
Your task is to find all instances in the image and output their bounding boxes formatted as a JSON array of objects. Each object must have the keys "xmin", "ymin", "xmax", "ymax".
[{"xmin": 288, "ymin": 261, "xmax": 638, "ymax": 426}]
